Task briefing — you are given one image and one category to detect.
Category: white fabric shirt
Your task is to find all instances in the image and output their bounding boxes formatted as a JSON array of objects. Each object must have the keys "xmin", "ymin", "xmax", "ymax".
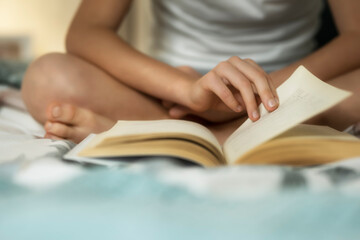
[{"xmin": 149, "ymin": 0, "xmax": 323, "ymax": 74}]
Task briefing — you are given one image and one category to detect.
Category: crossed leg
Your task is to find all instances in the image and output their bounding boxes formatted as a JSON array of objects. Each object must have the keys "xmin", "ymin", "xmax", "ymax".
[
  {"xmin": 21, "ymin": 52, "xmax": 360, "ymax": 144},
  {"xmin": 21, "ymin": 52, "xmax": 169, "ymax": 124},
  {"xmin": 21, "ymin": 52, "xmax": 172, "ymax": 142}
]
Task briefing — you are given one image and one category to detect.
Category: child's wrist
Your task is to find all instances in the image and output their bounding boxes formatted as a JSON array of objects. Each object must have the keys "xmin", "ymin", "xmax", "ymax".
[{"xmin": 173, "ymin": 76, "xmax": 196, "ymax": 107}]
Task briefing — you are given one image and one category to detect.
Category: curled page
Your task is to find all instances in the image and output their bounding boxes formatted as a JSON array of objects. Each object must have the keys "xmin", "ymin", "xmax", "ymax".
[{"xmin": 224, "ymin": 66, "xmax": 352, "ymax": 164}]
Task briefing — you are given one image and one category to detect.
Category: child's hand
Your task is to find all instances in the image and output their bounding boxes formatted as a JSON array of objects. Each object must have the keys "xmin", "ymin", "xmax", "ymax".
[
  {"xmin": 184, "ymin": 57, "xmax": 279, "ymax": 121},
  {"xmin": 165, "ymin": 65, "xmax": 244, "ymax": 122}
]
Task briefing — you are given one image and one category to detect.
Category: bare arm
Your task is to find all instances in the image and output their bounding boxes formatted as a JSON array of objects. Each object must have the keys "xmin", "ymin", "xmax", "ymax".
[
  {"xmin": 160, "ymin": 0, "xmax": 360, "ymax": 122},
  {"xmin": 66, "ymin": 0, "xmax": 194, "ymax": 106},
  {"xmin": 66, "ymin": 0, "xmax": 278, "ymax": 121},
  {"xmin": 270, "ymin": 0, "xmax": 360, "ymax": 86}
]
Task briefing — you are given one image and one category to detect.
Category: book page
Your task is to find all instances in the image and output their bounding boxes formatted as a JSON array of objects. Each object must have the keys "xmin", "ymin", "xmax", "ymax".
[
  {"xmin": 63, "ymin": 134, "xmax": 123, "ymax": 167},
  {"xmin": 224, "ymin": 66, "xmax": 351, "ymax": 164},
  {"xmin": 78, "ymin": 139, "xmax": 221, "ymax": 167},
  {"xmin": 88, "ymin": 119, "xmax": 222, "ymax": 155}
]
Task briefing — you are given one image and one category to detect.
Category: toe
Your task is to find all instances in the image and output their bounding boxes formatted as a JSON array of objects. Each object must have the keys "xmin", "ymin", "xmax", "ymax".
[
  {"xmin": 46, "ymin": 102, "xmax": 61, "ymax": 120},
  {"xmin": 47, "ymin": 103, "xmax": 83, "ymax": 125},
  {"xmin": 45, "ymin": 121, "xmax": 73, "ymax": 139},
  {"xmin": 44, "ymin": 133, "xmax": 65, "ymax": 141},
  {"xmin": 44, "ymin": 103, "xmax": 115, "ymax": 143}
]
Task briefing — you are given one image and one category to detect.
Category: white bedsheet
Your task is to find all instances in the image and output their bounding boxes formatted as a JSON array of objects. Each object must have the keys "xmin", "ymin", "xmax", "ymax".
[{"xmin": 0, "ymin": 86, "xmax": 83, "ymax": 190}]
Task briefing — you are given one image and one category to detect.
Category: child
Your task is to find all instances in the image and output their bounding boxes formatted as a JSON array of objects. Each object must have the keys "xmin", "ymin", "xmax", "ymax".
[{"xmin": 21, "ymin": 0, "xmax": 360, "ymax": 144}]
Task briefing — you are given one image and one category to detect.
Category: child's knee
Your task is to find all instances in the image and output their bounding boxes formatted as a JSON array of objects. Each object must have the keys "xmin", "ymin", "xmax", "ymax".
[
  {"xmin": 21, "ymin": 53, "xmax": 76, "ymax": 123},
  {"xmin": 22, "ymin": 53, "xmax": 81, "ymax": 98}
]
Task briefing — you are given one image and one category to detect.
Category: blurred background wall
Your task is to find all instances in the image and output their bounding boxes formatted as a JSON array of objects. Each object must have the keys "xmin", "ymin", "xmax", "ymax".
[{"xmin": 0, "ymin": 0, "xmax": 150, "ymax": 60}]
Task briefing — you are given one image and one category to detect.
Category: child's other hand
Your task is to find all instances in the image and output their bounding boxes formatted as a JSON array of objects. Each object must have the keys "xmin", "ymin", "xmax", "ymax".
[{"xmin": 186, "ymin": 57, "xmax": 279, "ymax": 122}]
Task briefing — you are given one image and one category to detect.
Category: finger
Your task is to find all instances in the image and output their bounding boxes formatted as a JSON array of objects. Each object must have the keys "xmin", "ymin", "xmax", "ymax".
[
  {"xmin": 268, "ymin": 77, "xmax": 279, "ymax": 102},
  {"xmin": 204, "ymin": 71, "xmax": 243, "ymax": 113},
  {"xmin": 243, "ymin": 58, "xmax": 279, "ymax": 101},
  {"xmin": 229, "ymin": 85, "xmax": 246, "ymax": 110},
  {"xmin": 169, "ymin": 105, "xmax": 190, "ymax": 119},
  {"xmin": 244, "ymin": 58, "xmax": 278, "ymax": 100},
  {"xmin": 162, "ymin": 100, "xmax": 175, "ymax": 109},
  {"xmin": 230, "ymin": 57, "xmax": 278, "ymax": 111},
  {"xmin": 234, "ymin": 92, "xmax": 245, "ymax": 110},
  {"xmin": 212, "ymin": 100, "xmax": 243, "ymax": 112},
  {"xmin": 214, "ymin": 61, "xmax": 260, "ymax": 121},
  {"xmin": 228, "ymin": 57, "xmax": 278, "ymax": 112},
  {"xmin": 221, "ymin": 77, "xmax": 230, "ymax": 85}
]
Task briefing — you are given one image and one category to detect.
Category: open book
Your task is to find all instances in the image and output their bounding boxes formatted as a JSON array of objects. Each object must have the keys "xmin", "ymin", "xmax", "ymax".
[{"xmin": 64, "ymin": 66, "xmax": 360, "ymax": 167}]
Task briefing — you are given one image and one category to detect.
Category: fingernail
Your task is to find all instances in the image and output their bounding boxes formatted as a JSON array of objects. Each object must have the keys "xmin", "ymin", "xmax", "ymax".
[
  {"xmin": 45, "ymin": 122, "xmax": 52, "ymax": 130},
  {"xmin": 236, "ymin": 105, "xmax": 242, "ymax": 112},
  {"xmin": 268, "ymin": 98, "xmax": 276, "ymax": 108},
  {"xmin": 52, "ymin": 106, "xmax": 61, "ymax": 118},
  {"xmin": 252, "ymin": 110, "xmax": 259, "ymax": 119}
]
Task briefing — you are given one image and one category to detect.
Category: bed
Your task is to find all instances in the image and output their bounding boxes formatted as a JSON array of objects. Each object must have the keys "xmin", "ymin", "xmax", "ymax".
[{"xmin": 1, "ymin": 85, "xmax": 360, "ymax": 240}]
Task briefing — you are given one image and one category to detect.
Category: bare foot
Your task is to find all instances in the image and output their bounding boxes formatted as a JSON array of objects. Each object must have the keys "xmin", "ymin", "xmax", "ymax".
[{"xmin": 44, "ymin": 103, "xmax": 115, "ymax": 143}]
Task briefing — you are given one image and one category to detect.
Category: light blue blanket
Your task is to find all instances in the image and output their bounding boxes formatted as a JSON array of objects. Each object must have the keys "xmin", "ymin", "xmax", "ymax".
[{"xmin": 1, "ymin": 161, "xmax": 360, "ymax": 240}]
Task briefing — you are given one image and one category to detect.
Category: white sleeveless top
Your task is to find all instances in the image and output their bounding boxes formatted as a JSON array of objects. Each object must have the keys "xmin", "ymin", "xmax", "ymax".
[{"xmin": 149, "ymin": 0, "xmax": 323, "ymax": 74}]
